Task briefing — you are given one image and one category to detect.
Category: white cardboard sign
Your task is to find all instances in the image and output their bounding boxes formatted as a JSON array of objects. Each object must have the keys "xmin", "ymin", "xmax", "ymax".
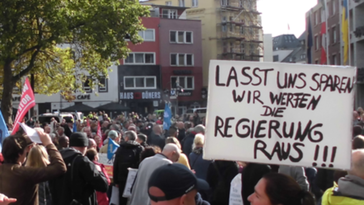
[{"xmin": 204, "ymin": 60, "xmax": 356, "ymax": 170}]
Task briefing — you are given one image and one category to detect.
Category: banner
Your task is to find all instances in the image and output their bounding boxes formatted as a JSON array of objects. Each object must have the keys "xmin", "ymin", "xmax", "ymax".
[
  {"xmin": 12, "ymin": 78, "xmax": 35, "ymax": 134},
  {"xmin": 99, "ymin": 153, "xmax": 114, "ymax": 178},
  {"xmin": 0, "ymin": 110, "xmax": 10, "ymax": 152},
  {"xmin": 204, "ymin": 60, "xmax": 356, "ymax": 169}
]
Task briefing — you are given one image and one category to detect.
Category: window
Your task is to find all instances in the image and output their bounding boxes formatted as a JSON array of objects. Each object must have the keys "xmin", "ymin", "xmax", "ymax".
[
  {"xmin": 138, "ymin": 29, "xmax": 155, "ymax": 41},
  {"xmin": 124, "ymin": 76, "xmax": 157, "ymax": 89},
  {"xmin": 239, "ymin": 0, "xmax": 243, "ymax": 7},
  {"xmin": 192, "ymin": 0, "xmax": 198, "ymax": 7},
  {"xmin": 171, "ymin": 76, "xmax": 194, "ymax": 90},
  {"xmin": 321, "ymin": 8, "xmax": 325, "ymax": 23},
  {"xmin": 221, "ymin": 0, "xmax": 228, "ymax": 6},
  {"xmin": 124, "ymin": 53, "xmax": 155, "ymax": 64},
  {"xmin": 162, "ymin": 9, "xmax": 177, "ymax": 19},
  {"xmin": 222, "ymin": 16, "xmax": 227, "ymax": 22},
  {"xmin": 332, "ymin": 0, "xmax": 336, "ymax": 15},
  {"xmin": 315, "ymin": 35, "xmax": 319, "ymax": 50},
  {"xmin": 179, "ymin": 0, "xmax": 185, "ymax": 7},
  {"xmin": 240, "ymin": 26, "xmax": 244, "ymax": 34},
  {"xmin": 230, "ymin": 23, "xmax": 234, "ymax": 32},
  {"xmin": 314, "ymin": 11, "xmax": 318, "ymax": 25},
  {"xmin": 83, "ymin": 76, "xmax": 92, "ymax": 93},
  {"xmin": 170, "ymin": 54, "xmax": 194, "ymax": 66},
  {"xmin": 332, "ymin": 26, "xmax": 337, "ymax": 43},
  {"xmin": 333, "ymin": 54, "xmax": 337, "ymax": 65},
  {"xmin": 98, "ymin": 77, "xmax": 108, "ymax": 93},
  {"xmin": 222, "ymin": 24, "xmax": 227, "ymax": 32},
  {"xmin": 166, "ymin": 1, "xmax": 172, "ymax": 5},
  {"xmin": 170, "ymin": 31, "xmax": 193, "ymax": 43}
]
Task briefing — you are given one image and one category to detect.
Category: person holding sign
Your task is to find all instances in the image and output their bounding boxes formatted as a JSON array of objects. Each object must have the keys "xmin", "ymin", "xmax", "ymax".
[
  {"xmin": 0, "ymin": 129, "xmax": 66, "ymax": 205},
  {"xmin": 248, "ymin": 173, "xmax": 315, "ymax": 205}
]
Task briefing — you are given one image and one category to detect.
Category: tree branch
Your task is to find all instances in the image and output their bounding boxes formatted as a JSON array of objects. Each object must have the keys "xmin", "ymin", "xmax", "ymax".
[{"xmin": 12, "ymin": 46, "xmax": 41, "ymax": 82}]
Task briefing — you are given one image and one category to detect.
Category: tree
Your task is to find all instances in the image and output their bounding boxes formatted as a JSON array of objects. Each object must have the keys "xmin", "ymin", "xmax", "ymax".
[{"xmin": 0, "ymin": 0, "xmax": 149, "ymax": 123}]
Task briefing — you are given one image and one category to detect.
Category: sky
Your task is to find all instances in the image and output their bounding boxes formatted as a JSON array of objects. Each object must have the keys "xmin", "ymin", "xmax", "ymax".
[{"xmin": 257, "ymin": 0, "xmax": 317, "ymax": 38}]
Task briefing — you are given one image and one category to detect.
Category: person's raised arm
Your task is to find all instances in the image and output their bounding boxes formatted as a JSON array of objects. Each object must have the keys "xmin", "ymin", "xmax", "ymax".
[{"xmin": 23, "ymin": 129, "xmax": 66, "ymax": 183}]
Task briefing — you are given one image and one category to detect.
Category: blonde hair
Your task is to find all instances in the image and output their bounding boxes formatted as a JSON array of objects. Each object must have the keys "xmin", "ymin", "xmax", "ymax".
[
  {"xmin": 194, "ymin": 134, "xmax": 205, "ymax": 146},
  {"xmin": 25, "ymin": 145, "xmax": 50, "ymax": 168}
]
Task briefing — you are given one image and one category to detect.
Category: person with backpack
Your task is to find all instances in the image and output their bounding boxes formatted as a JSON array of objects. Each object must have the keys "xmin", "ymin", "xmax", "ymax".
[
  {"xmin": 113, "ymin": 131, "xmax": 144, "ymax": 205},
  {"xmin": 49, "ymin": 132, "xmax": 108, "ymax": 205}
]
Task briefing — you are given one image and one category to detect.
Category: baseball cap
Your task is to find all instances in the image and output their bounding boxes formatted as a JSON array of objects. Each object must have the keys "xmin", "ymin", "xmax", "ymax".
[{"xmin": 148, "ymin": 163, "xmax": 209, "ymax": 202}]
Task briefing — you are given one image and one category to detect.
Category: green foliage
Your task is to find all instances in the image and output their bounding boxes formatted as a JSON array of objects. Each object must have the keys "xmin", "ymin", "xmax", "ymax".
[{"xmin": 0, "ymin": 0, "xmax": 149, "ymax": 96}]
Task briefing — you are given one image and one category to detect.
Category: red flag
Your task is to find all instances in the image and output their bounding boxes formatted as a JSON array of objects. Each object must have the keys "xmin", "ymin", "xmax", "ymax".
[
  {"xmin": 320, "ymin": 22, "xmax": 327, "ymax": 64},
  {"xmin": 97, "ymin": 122, "xmax": 102, "ymax": 148},
  {"xmin": 12, "ymin": 78, "xmax": 36, "ymax": 134},
  {"xmin": 288, "ymin": 24, "xmax": 290, "ymax": 30}
]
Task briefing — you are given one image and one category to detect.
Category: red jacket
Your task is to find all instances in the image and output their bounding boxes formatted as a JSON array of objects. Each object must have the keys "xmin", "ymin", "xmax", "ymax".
[{"xmin": 95, "ymin": 162, "xmax": 111, "ymax": 205}]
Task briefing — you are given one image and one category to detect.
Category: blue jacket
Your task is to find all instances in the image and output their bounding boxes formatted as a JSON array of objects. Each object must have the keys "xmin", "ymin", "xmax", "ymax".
[{"xmin": 189, "ymin": 148, "xmax": 212, "ymax": 181}]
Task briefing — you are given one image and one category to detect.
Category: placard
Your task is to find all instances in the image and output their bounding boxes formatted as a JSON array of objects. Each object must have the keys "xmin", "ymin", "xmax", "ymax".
[
  {"xmin": 204, "ymin": 60, "xmax": 356, "ymax": 169},
  {"xmin": 99, "ymin": 153, "xmax": 114, "ymax": 178}
]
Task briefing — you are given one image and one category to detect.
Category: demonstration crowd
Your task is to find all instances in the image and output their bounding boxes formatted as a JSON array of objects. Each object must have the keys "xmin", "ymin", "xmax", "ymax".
[{"xmin": 0, "ymin": 109, "xmax": 363, "ymax": 205}]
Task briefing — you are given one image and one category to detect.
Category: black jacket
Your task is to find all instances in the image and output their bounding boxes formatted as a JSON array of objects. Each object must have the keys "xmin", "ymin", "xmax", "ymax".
[
  {"xmin": 49, "ymin": 148, "xmax": 108, "ymax": 205},
  {"xmin": 113, "ymin": 141, "xmax": 144, "ymax": 186},
  {"xmin": 241, "ymin": 163, "xmax": 271, "ymax": 205},
  {"xmin": 38, "ymin": 181, "xmax": 52, "ymax": 205},
  {"xmin": 149, "ymin": 133, "xmax": 165, "ymax": 150},
  {"xmin": 206, "ymin": 160, "xmax": 239, "ymax": 205},
  {"xmin": 182, "ymin": 132, "xmax": 196, "ymax": 157}
]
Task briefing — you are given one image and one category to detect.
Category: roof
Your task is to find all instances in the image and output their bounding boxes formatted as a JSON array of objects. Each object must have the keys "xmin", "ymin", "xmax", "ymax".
[
  {"xmin": 298, "ymin": 31, "xmax": 306, "ymax": 41},
  {"xmin": 273, "ymin": 34, "xmax": 300, "ymax": 50}
]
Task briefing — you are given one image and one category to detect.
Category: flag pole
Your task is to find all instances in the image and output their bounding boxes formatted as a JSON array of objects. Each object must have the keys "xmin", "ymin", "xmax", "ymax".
[
  {"xmin": 347, "ymin": 0, "xmax": 352, "ymax": 66},
  {"xmin": 322, "ymin": 0, "xmax": 330, "ymax": 65}
]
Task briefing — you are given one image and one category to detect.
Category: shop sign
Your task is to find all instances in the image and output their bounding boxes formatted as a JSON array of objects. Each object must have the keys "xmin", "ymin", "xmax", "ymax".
[{"xmin": 120, "ymin": 91, "xmax": 162, "ymax": 100}]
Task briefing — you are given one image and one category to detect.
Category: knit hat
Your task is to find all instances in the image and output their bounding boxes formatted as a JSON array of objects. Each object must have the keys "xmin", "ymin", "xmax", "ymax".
[{"xmin": 69, "ymin": 132, "xmax": 89, "ymax": 147}]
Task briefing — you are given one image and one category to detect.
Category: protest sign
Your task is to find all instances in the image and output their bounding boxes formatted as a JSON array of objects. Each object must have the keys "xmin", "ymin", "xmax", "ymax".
[
  {"xmin": 204, "ymin": 60, "xmax": 356, "ymax": 169},
  {"xmin": 99, "ymin": 153, "xmax": 114, "ymax": 178}
]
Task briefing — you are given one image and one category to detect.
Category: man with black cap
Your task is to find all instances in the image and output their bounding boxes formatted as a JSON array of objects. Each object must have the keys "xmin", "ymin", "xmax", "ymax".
[
  {"xmin": 49, "ymin": 132, "xmax": 108, "ymax": 205},
  {"xmin": 148, "ymin": 163, "xmax": 210, "ymax": 205}
]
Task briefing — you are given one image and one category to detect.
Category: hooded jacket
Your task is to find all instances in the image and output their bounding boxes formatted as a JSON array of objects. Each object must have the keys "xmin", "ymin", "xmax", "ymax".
[
  {"xmin": 49, "ymin": 148, "xmax": 108, "ymax": 205},
  {"xmin": 322, "ymin": 175, "xmax": 364, "ymax": 205}
]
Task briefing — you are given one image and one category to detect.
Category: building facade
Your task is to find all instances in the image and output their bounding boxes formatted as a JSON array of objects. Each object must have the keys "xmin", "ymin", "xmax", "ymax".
[
  {"xmin": 305, "ymin": 0, "xmax": 364, "ymax": 106},
  {"xmin": 147, "ymin": 0, "xmax": 263, "ymax": 89},
  {"xmin": 119, "ymin": 5, "xmax": 203, "ymax": 115},
  {"xmin": 306, "ymin": 0, "xmax": 341, "ymax": 65},
  {"xmin": 10, "ymin": 64, "xmax": 119, "ymax": 118}
]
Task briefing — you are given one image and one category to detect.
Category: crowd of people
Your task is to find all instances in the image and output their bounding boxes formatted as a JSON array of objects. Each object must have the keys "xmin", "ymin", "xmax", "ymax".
[{"xmin": 0, "ymin": 108, "xmax": 363, "ymax": 205}]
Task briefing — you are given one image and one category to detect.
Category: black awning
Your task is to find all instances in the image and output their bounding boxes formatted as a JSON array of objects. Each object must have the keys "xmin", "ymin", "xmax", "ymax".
[
  {"xmin": 96, "ymin": 102, "xmax": 130, "ymax": 112},
  {"xmin": 60, "ymin": 104, "xmax": 96, "ymax": 112}
]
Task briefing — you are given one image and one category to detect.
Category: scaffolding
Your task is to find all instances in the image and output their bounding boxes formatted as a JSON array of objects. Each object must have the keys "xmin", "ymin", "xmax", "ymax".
[{"xmin": 216, "ymin": 0, "xmax": 263, "ymax": 61}]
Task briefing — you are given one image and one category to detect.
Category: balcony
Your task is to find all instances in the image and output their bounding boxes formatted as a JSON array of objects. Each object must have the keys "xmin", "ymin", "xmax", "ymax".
[
  {"xmin": 222, "ymin": 47, "xmax": 245, "ymax": 55},
  {"xmin": 220, "ymin": 32, "xmax": 245, "ymax": 41}
]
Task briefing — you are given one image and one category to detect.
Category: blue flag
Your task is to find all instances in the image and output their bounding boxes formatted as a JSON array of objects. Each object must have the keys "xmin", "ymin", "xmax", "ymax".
[
  {"xmin": 163, "ymin": 103, "xmax": 172, "ymax": 130},
  {"xmin": 0, "ymin": 110, "xmax": 10, "ymax": 152},
  {"xmin": 73, "ymin": 110, "xmax": 78, "ymax": 132},
  {"xmin": 107, "ymin": 138, "xmax": 120, "ymax": 160}
]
